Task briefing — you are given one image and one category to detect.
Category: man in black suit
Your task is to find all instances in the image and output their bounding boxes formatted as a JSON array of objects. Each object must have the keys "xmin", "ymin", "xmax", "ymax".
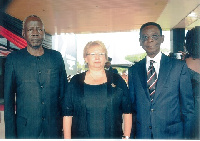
[
  {"xmin": 4, "ymin": 15, "xmax": 68, "ymax": 139},
  {"xmin": 128, "ymin": 22, "xmax": 195, "ymax": 139}
]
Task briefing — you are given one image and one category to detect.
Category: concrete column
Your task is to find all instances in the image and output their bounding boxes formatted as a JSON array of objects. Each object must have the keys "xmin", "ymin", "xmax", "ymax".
[{"xmin": 170, "ymin": 28, "xmax": 185, "ymax": 53}]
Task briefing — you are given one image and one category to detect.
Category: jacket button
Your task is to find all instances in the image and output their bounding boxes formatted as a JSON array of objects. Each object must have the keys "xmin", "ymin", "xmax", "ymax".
[
  {"xmin": 151, "ymin": 109, "xmax": 154, "ymax": 112},
  {"xmin": 149, "ymin": 126, "xmax": 152, "ymax": 129}
]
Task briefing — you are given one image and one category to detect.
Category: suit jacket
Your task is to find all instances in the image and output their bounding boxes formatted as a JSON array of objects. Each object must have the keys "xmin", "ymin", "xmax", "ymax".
[
  {"xmin": 128, "ymin": 53, "xmax": 195, "ymax": 139},
  {"xmin": 62, "ymin": 71, "xmax": 132, "ymax": 139},
  {"xmin": 110, "ymin": 67, "xmax": 118, "ymax": 74},
  {"xmin": 4, "ymin": 48, "xmax": 68, "ymax": 139}
]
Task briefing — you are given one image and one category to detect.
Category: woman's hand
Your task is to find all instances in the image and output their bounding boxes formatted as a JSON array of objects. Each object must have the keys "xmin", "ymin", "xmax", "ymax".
[{"xmin": 63, "ymin": 116, "xmax": 72, "ymax": 139}]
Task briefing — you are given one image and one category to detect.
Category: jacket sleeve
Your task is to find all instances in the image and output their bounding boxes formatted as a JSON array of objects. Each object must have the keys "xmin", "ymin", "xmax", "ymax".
[
  {"xmin": 179, "ymin": 62, "xmax": 195, "ymax": 139},
  {"xmin": 116, "ymin": 74, "xmax": 132, "ymax": 114},
  {"xmin": 4, "ymin": 54, "xmax": 17, "ymax": 138},
  {"xmin": 128, "ymin": 67, "xmax": 134, "ymax": 103},
  {"xmin": 62, "ymin": 75, "xmax": 75, "ymax": 117},
  {"xmin": 128, "ymin": 67, "xmax": 135, "ymax": 110},
  {"xmin": 58, "ymin": 52, "xmax": 68, "ymax": 114}
]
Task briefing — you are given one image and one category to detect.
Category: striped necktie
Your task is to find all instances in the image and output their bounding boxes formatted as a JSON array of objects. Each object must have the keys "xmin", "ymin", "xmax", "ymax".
[{"xmin": 147, "ymin": 60, "xmax": 157, "ymax": 102}]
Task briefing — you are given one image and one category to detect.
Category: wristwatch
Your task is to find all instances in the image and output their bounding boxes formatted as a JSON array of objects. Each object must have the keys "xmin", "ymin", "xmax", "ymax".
[{"xmin": 122, "ymin": 135, "xmax": 130, "ymax": 139}]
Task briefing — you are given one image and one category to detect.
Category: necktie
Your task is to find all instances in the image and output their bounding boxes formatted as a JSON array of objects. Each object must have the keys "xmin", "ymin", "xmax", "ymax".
[{"xmin": 147, "ymin": 60, "xmax": 157, "ymax": 102}]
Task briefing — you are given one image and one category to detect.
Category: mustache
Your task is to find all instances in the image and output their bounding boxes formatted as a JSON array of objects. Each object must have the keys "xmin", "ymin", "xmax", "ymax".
[
  {"xmin": 31, "ymin": 38, "xmax": 44, "ymax": 42},
  {"xmin": 145, "ymin": 43, "xmax": 160, "ymax": 48}
]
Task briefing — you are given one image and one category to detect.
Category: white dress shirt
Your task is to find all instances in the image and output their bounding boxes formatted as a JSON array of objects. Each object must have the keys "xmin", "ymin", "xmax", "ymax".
[{"xmin": 146, "ymin": 52, "xmax": 162, "ymax": 78}]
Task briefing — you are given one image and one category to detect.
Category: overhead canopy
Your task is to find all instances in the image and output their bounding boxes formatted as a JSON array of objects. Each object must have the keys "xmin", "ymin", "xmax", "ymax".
[{"xmin": 5, "ymin": 0, "xmax": 200, "ymax": 35}]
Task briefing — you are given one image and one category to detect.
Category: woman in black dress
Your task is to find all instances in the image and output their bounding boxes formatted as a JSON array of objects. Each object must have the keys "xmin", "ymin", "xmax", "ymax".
[
  {"xmin": 184, "ymin": 27, "xmax": 200, "ymax": 139},
  {"xmin": 62, "ymin": 41, "xmax": 132, "ymax": 139}
]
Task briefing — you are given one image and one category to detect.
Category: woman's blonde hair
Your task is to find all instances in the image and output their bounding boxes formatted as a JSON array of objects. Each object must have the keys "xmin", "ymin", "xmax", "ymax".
[{"xmin": 83, "ymin": 40, "xmax": 108, "ymax": 60}]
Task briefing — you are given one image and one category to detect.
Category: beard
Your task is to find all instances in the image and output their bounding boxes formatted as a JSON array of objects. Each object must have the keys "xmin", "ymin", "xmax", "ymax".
[
  {"xmin": 31, "ymin": 45, "xmax": 41, "ymax": 49},
  {"xmin": 27, "ymin": 40, "xmax": 43, "ymax": 49}
]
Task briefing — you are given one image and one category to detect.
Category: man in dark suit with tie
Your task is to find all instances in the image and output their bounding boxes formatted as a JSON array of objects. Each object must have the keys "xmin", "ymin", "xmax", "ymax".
[
  {"xmin": 104, "ymin": 57, "xmax": 118, "ymax": 74},
  {"xmin": 128, "ymin": 22, "xmax": 195, "ymax": 139}
]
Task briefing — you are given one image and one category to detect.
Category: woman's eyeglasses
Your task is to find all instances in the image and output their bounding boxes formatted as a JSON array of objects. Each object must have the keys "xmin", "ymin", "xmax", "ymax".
[{"xmin": 86, "ymin": 53, "xmax": 105, "ymax": 56}]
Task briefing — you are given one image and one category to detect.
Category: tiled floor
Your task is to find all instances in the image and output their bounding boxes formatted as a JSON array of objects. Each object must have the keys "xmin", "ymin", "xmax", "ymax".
[{"xmin": 0, "ymin": 111, "xmax": 5, "ymax": 139}]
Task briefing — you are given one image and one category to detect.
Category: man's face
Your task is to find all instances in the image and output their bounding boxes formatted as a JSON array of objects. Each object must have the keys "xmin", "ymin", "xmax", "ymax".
[
  {"xmin": 22, "ymin": 17, "xmax": 45, "ymax": 49},
  {"xmin": 105, "ymin": 62, "xmax": 111, "ymax": 69},
  {"xmin": 139, "ymin": 25, "xmax": 164, "ymax": 58}
]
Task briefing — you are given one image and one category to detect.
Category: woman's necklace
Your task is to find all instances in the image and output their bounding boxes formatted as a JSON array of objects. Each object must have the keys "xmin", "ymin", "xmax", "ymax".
[
  {"xmin": 88, "ymin": 71, "xmax": 105, "ymax": 84},
  {"xmin": 89, "ymin": 72, "xmax": 97, "ymax": 83}
]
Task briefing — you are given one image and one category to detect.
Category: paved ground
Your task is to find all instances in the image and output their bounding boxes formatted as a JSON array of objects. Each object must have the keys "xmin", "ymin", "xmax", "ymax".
[
  {"xmin": 0, "ymin": 111, "xmax": 5, "ymax": 139},
  {"xmin": 0, "ymin": 98, "xmax": 5, "ymax": 139}
]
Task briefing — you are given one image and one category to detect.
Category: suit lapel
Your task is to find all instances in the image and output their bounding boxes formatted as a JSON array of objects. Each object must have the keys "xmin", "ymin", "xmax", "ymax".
[
  {"xmin": 152, "ymin": 54, "xmax": 172, "ymax": 103},
  {"xmin": 105, "ymin": 71, "xmax": 114, "ymax": 137},
  {"xmin": 106, "ymin": 70, "xmax": 113, "ymax": 98},
  {"xmin": 138, "ymin": 58, "xmax": 150, "ymax": 101}
]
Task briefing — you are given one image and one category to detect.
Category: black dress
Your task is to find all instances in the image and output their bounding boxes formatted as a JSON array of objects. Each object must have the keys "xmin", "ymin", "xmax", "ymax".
[
  {"xmin": 63, "ymin": 71, "xmax": 132, "ymax": 139},
  {"xmin": 189, "ymin": 68, "xmax": 200, "ymax": 139},
  {"xmin": 84, "ymin": 83, "xmax": 107, "ymax": 138}
]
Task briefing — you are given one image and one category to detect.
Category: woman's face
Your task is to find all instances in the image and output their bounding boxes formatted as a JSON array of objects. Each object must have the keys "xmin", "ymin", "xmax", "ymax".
[{"xmin": 85, "ymin": 45, "xmax": 107, "ymax": 70}]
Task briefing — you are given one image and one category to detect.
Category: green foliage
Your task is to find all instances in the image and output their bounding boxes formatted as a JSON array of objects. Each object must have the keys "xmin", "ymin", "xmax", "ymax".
[
  {"xmin": 125, "ymin": 52, "xmax": 146, "ymax": 63},
  {"xmin": 114, "ymin": 67, "xmax": 128, "ymax": 74},
  {"xmin": 125, "ymin": 48, "xmax": 170, "ymax": 63},
  {"xmin": 77, "ymin": 62, "xmax": 87, "ymax": 73},
  {"xmin": 161, "ymin": 48, "xmax": 170, "ymax": 54}
]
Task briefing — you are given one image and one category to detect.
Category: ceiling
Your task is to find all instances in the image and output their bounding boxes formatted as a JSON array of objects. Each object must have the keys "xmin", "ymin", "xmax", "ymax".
[{"xmin": 5, "ymin": 0, "xmax": 200, "ymax": 35}]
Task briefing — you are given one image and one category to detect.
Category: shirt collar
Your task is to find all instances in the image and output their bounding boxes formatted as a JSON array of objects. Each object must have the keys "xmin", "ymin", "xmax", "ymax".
[{"xmin": 146, "ymin": 51, "xmax": 162, "ymax": 64}]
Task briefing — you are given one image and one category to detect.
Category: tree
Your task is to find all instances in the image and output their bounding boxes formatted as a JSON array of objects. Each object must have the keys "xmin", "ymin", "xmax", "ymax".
[
  {"xmin": 77, "ymin": 62, "xmax": 87, "ymax": 73},
  {"xmin": 125, "ymin": 52, "xmax": 146, "ymax": 63},
  {"xmin": 125, "ymin": 48, "xmax": 170, "ymax": 63}
]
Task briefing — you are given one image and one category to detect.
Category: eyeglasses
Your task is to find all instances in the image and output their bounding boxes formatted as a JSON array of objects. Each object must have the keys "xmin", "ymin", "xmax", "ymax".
[
  {"xmin": 86, "ymin": 53, "xmax": 106, "ymax": 56},
  {"xmin": 141, "ymin": 34, "xmax": 161, "ymax": 41}
]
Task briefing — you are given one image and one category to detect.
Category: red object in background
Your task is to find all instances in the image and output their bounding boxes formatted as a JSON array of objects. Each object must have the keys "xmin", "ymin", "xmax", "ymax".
[
  {"xmin": 0, "ymin": 105, "xmax": 4, "ymax": 111},
  {"xmin": 0, "ymin": 105, "xmax": 16, "ymax": 111},
  {"xmin": 0, "ymin": 105, "xmax": 4, "ymax": 123},
  {"xmin": 0, "ymin": 26, "xmax": 27, "ymax": 49},
  {"xmin": 0, "ymin": 46, "xmax": 12, "ymax": 56}
]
